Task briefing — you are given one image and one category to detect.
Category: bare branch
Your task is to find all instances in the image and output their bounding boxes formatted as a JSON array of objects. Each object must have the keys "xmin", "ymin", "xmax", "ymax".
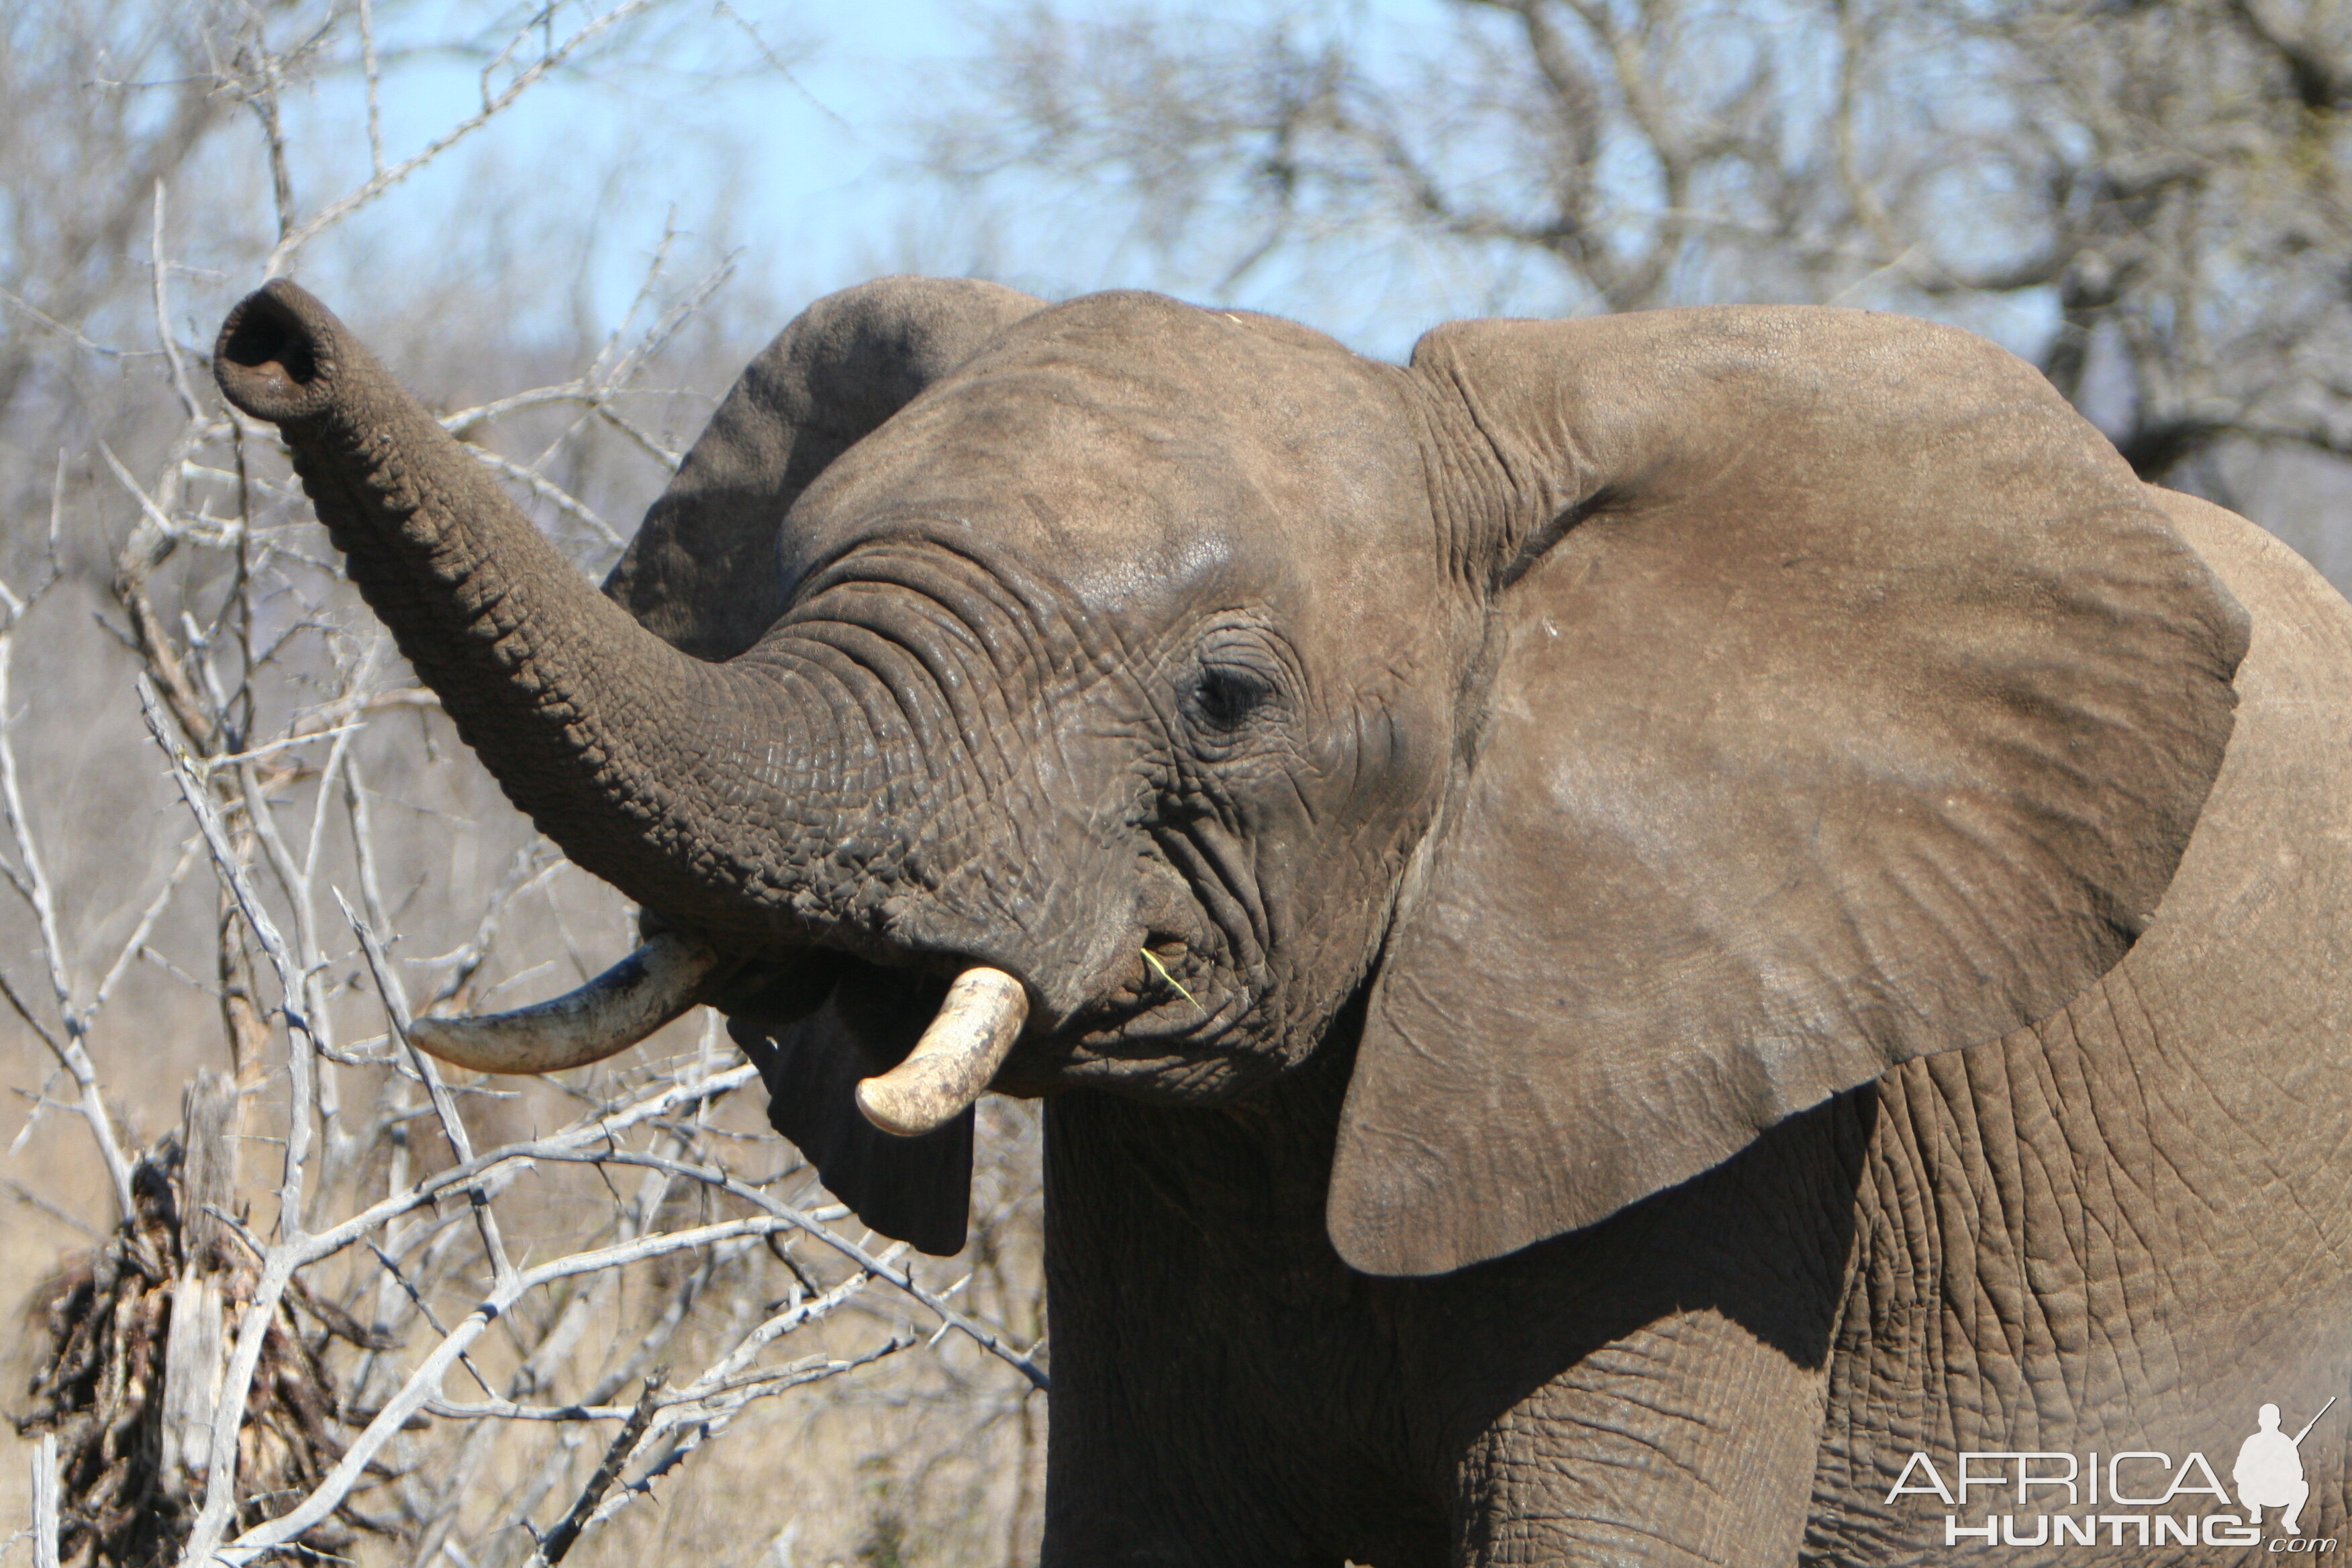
[
  {"xmin": 358, "ymin": 0, "xmax": 385, "ymax": 176},
  {"xmin": 138, "ymin": 679, "xmax": 315, "ymax": 1235},
  {"xmin": 150, "ymin": 181, "xmax": 202, "ymax": 422},
  {"xmin": 461, "ymin": 444, "xmax": 624, "ymax": 550},
  {"xmin": 32, "ymin": 1434, "xmax": 60, "ymax": 1568},
  {"xmin": 264, "ymin": 0, "xmax": 661, "ymax": 277},
  {"xmin": 0, "ymin": 606, "xmax": 133, "ymax": 1216},
  {"xmin": 343, "ymin": 891, "xmax": 518, "ymax": 1289},
  {"xmin": 536, "ymin": 1374, "xmax": 666, "ymax": 1565}
]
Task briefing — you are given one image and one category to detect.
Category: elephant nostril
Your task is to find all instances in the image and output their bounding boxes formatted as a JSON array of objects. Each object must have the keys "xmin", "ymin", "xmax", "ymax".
[{"xmin": 221, "ymin": 297, "xmax": 319, "ymax": 385}]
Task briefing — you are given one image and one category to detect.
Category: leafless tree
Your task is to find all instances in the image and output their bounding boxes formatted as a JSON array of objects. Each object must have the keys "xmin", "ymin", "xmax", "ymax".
[
  {"xmin": 926, "ymin": 0, "xmax": 2352, "ymax": 513},
  {"xmin": 2, "ymin": 4, "xmax": 1048, "ymax": 1565}
]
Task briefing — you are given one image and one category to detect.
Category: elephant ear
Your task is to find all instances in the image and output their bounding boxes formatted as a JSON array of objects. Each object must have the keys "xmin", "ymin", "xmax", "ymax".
[
  {"xmin": 1329, "ymin": 306, "xmax": 2249, "ymax": 1277},
  {"xmin": 608, "ymin": 277, "xmax": 1036, "ymax": 1253},
  {"xmin": 603, "ymin": 275, "xmax": 1042, "ymax": 660}
]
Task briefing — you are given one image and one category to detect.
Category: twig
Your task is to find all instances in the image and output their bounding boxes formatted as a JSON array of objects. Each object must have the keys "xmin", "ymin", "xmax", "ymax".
[
  {"xmin": 86, "ymin": 837, "xmax": 203, "ymax": 1024},
  {"xmin": 0, "ymin": 609, "xmax": 133, "ymax": 1217},
  {"xmin": 342, "ymin": 892, "xmax": 518, "ymax": 1289},
  {"xmin": 140, "ymin": 679, "xmax": 315, "ymax": 1234},
  {"xmin": 563, "ymin": 1338, "xmax": 915, "ymax": 1541},
  {"xmin": 3, "ymin": 1175, "xmax": 97, "ymax": 1238},
  {"xmin": 518, "ymin": 1146, "xmax": 1050, "ymax": 1391},
  {"xmin": 144, "ymin": 673, "xmax": 333, "ymax": 1565},
  {"xmin": 264, "ymin": 0, "xmax": 661, "ymax": 276},
  {"xmin": 358, "ymin": 0, "xmax": 384, "ymax": 177},
  {"xmin": 365, "ymin": 1240, "xmax": 497, "ymax": 1400},
  {"xmin": 535, "ymin": 1374, "xmax": 665, "ymax": 1565},
  {"xmin": 152, "ymin": 180, "xmax": 202, "ymax": 422},
  {"xmin": 206, "ymin": 1213, "xmax": 822, "ymax": 1565},
  {"xmin": 461, "ymin": 444, "xmax": 622, "ymax": 549}
]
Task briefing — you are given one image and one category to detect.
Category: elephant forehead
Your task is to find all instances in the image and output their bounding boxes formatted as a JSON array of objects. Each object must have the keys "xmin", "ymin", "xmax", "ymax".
[{"xmin": 783, "ymin": 291, "xmax": 1430, "ymax": 610}]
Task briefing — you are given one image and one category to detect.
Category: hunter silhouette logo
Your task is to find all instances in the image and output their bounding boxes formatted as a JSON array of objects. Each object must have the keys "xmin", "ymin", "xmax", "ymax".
[
  {"xmin": 1884, "ymin": 1397, "xmax": 2341, "ymax": 1551},
  {"xmin": 2239, "ymin": 1399, "xmax": 2336, "ymax": 1536}
]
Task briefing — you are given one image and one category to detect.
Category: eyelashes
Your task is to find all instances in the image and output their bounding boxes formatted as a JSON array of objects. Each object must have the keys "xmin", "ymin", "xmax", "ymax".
[{"xmin": 1189, "ymin": 663, "xmax": 1277, "ymax": 732}]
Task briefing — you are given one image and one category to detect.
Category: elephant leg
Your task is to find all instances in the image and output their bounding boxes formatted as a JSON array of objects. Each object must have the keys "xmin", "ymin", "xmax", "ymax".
[
  {"xmin": 1450, "ymin": 1303, "xmax": 1834, "ymax": 1568},
  {"xmin": 1036, "ymin": 1078, "xmax": 1441, "ymax": 1568},
  {"xmin": 1038, "ymin": 1454, "xmax": 1347, "ymax": 1568},
  {"xmin": 1429, "ymin": 1091, "xmax": 1875, "ymax": 1567}
]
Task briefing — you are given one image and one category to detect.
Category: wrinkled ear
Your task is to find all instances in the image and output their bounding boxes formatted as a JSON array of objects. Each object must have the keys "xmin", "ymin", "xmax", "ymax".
[
  {"xmin": 1330, "ymin": 307, "xmax": 2248, "ymax": 1277},
  {"xmin": 603, "ymin": 276, "xmax": 1042, "ymax": 660},
  {"xmin": 612, "ymin": 277, "xmax": 1034, "ymax": 1253}
]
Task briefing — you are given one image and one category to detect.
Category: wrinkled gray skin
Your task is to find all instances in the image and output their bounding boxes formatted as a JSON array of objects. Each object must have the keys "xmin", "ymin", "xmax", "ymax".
[{"xmin": 215, "ymin": 275, "xmax": 2352, "ymax": 1565}]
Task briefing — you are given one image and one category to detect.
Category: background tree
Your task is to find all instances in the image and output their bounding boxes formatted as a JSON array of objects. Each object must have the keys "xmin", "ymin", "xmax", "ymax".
[{"xmin": 925, "ymin": 0, "xmax": 2352, "ymax": 573}]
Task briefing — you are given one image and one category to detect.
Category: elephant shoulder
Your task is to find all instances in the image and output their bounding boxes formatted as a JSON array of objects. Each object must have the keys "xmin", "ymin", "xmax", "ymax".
[
  {"xmin": 2148, "ymin": 487, "xmax": 2352, "ymax": 755},
  {"xmin": 2128, "ymin": 485, "xmax": 2352, "ymax": 1033}
]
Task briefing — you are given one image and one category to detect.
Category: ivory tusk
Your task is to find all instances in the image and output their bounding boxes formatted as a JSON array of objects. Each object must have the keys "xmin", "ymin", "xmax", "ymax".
[
  {"xmin": 854, "ymin": 967, "xmax": 1028, "ymax": 1137},
  {"xmin": 404, "ymin": 932, "xmax": 725, "ymax": 1074}
]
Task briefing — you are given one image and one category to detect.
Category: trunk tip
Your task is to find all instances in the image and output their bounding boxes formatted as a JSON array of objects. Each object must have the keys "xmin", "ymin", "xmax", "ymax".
[{"xmin": 215, "ymin": 279, "xmax": 342, "ymax": 424}]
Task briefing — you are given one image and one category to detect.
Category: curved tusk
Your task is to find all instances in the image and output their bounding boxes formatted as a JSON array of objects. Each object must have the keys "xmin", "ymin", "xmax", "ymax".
[
  {"xmin": 404, "ymin": 932, "xmax": 725, "ymax": 1074},
  {"xmin": 854, "ymin": 967, "xmax": 1028, "ymax": 1138}
]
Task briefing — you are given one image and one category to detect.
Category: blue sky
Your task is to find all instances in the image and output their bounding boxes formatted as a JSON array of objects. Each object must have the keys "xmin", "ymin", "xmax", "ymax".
[
  {"xmin": 252, "ymin": 0, "xmax": 1511, "ymax": 364},
  {"xmin": 251, "ymin": 2, "xmax": 980, "ymax": 335},
  {"xmin": 235, "ymin": 0, "xmax": 2067, "ymax": 370}
]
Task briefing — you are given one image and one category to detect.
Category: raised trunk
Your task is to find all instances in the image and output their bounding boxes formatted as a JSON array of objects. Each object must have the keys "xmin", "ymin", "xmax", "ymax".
[{"xmin": 214, "ymin": 281, "xmax": 878, "ymax": 947}]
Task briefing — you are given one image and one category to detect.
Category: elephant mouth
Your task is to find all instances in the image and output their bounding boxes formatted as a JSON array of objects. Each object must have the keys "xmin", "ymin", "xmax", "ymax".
[
  {"xmin": 1052, "ymin": 938, "xmax": 1255, "ymax": 1061},
  {"xmin": 399, "ymin": 917, "xmax": 1263, "ymax": 1114},
  {"xmin": 742, "ymin": 938, "xmax": 1261, "ymax": 1101}
]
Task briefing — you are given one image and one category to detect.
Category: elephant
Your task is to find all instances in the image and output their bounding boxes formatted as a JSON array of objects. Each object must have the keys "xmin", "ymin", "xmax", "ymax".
[{"xmin": 210, "ymin": 273, "xmax": 2352, "ymax": 1566}]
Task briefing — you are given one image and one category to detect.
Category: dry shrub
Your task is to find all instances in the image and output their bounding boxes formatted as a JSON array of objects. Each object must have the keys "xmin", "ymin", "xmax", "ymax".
[{"xmin": 20, "ymin": 1129, "xmax": 397, "ymax": 1565}]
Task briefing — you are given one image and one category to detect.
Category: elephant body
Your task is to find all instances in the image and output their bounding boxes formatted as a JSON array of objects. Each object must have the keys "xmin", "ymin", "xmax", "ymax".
[
  {"xmin": 1046, "ymin": 495, "xmax": 2352, "ymax": 1565},
  {"xmin": 209, "ymin": 275, "xmax": 2352, "ymax": 1565}
]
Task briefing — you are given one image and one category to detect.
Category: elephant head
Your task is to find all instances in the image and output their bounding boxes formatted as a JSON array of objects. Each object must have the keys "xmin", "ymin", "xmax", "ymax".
[{"xmin": 213, "ymin": 277, "xmax": 2246, "ymax": 1269}]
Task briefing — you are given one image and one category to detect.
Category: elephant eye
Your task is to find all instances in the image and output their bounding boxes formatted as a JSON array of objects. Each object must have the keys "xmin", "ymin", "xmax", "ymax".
[{"xmin": 1189, "ymin": 664, "xmax": 1275, "ymax": 734}]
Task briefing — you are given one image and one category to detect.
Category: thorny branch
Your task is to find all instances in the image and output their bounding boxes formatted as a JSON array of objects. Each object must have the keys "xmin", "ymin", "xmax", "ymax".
[
  {"xmin": 7, "ymin": 7, "xmax": 1048, "ymax": 1567},
  {"xmin": 260, "ymin": 0, "xmax": 663, "ymax": 278}
]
